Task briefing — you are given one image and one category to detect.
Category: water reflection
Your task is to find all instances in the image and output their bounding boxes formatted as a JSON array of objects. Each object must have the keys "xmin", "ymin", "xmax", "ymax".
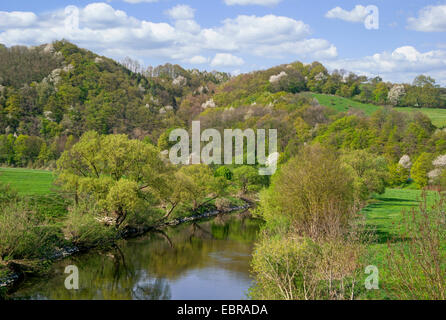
[{"xmin": 12, "ymin": 213, "xmax": 261, "ymax": 300}]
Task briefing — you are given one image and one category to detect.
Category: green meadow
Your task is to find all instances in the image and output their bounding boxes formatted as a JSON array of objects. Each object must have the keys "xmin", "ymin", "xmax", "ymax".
[
  {"xmin": 0, "ymin": 167, "xmax": 56, "ymax": 196},
  {"xmin": 361, "ymin": 188, "xmax": 440, "ymax": 299},
  {"xmin": 313, "ymin": 93, "xmax": 446, "ymax": 128}
]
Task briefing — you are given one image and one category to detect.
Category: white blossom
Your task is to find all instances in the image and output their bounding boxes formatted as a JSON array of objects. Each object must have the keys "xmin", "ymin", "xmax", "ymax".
[
  {"xmin": 314, "ymin": 72, "xmax": 327, "ymax": 82},
  {"xmin": 398, "ymin": 155, "xmax": 412, "ymax": 170},
  {"xmin": 388, "ymin": 84, "xmax": 406, "ymax": 106},
  {"xmin": 433, "ymin": 154, "xmax": 446, "ymax": 168},
  {"xmin": 428, "ymin": 168, "xmax": 443, "ymax": 183}
]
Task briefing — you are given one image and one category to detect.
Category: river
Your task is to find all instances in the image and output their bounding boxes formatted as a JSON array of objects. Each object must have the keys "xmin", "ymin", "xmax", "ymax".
[{"xmin": 10, "ymin": 212, "xmax": 262, "ymax": 300}]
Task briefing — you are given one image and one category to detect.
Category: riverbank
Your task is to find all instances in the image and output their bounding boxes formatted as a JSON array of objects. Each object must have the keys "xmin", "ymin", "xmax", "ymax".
[{"xmin": 0, "ymin": 201, "xmax": 252, "ymax": 293}]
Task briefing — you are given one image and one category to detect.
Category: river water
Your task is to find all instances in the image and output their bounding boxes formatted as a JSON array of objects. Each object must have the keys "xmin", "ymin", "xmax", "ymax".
[{"xmin": 11, "ymin": 212, "xmax": 262, "ymax": 300}]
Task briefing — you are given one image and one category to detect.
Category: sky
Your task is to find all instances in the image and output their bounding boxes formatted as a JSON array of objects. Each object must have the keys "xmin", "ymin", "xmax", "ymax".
[{"xmin": 1, "ymin": 0, "xmax": 446, "ymax": 85}]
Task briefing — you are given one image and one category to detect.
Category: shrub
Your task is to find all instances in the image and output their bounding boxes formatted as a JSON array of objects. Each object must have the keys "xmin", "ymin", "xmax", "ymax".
[
  {"xmin": 0, "ymin": 183, "xmax": 18, "ymax": 206},
  {"xmin": 215, "ymin": 198, "xmax": 232, "ymax": 212},
  {"xmin": 250, "ymin": 236, "xmax": 320, "ymax": 300},
  {"xmin": 0, "ymin": 202, "xmax": 61, "ymax": 261},
  {"xmin": 386, "ymin": 193, "xmax": 446, "ymax": 300},
  {"xmin": 258, "ymin": 145, "xmax": 356, "ymax": 238},
  {"xmin": 63, "ymin": 204, "xmax": 117, "ymax": 248},
  {"xmin": 250, "ymin": 233, "xmax": 365, "ymax": 300}
]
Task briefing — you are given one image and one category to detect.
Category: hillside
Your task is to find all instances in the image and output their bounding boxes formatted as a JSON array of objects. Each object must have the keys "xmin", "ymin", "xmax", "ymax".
[
  {"xmin": 0, "ymin": 41, "xmax": 230, "ymax": 141},
  {"xmin": 1, "ymin": 40, "xmax": 446, "ymax": 169}
]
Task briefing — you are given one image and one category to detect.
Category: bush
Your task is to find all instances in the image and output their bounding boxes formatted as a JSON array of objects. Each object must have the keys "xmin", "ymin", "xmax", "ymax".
[
  {"xmin": 258, "ymin": 145, "xmax": 356, "ymax": 238},
  {"xmin": 63, "ymin": 204, "xmax": 117, "ymax": 248},
  {"xmin": 386, "ymin": 193, "xmax": 446, "ymax": 300},
  {"xmin": 215, "ymin": 198, "xmax": 232, "ymax": 212},
  {"xmin": 250, "ymin": 233, "xmax": 365, "ymax": 300},
  {"xmin": 0, "ymin": 202, "xmax": 61, "ymax": 261},
  {"xmin": 0, "ymin": 183, "xmax": 18, "ymax": 206}
]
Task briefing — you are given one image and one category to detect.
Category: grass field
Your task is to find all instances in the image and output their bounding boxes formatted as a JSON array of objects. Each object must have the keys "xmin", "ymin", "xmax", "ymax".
[
  {"xmin": 0, "ymin": 167, "xmax": 56, "ymax": 195},
  {"xmin": 363, "ymin": 188, "xmax": 437, "ymax": 241},
  {"xmin": 362, "ymin": 188, "xmax": 440, "ymax": 299},
  {"xmin": 313, "ymin": 93, "xmax": 446, "ymax": 128}
]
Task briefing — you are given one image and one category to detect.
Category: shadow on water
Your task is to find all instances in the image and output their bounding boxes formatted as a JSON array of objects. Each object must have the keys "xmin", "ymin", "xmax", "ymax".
[{"xmin": 10, "ymin": 213, "xmax": 262, "ymax": 300}]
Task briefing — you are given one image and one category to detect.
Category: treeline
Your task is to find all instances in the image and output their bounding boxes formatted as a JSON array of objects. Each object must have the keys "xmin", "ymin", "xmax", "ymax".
[
  {"xmin": 208, "ymin": 61, "xmax": 445, "ymax": 109},
  {"xmin": 0, "ymin": 133, "xmax": 73, "ymax": 168}
]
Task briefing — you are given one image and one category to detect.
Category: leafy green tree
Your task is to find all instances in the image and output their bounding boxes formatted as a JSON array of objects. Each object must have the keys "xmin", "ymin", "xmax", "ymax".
[
  {"xmin": 14, "ymin": 135, "xmax": 43, "ymax": 166},
  {"xmin": 0, "ymin": 134, "xmax": 16, "ymax": 165},
  {"xmin": 57, "ymin": 131, "xmax": 168, "ymax": 227},
  {"xmin": 373, "ymin": 82, "xmax": 389, "ymax": 104},
  {"xmin": 233, "ymin": 165, "xmax": 262, "ymax": 195},
  {"xmin": 340, "ymin": 150, "xmax": 388, "ymax": 201},
  {"xmin": 388, "ymin": 163, "xmax": 409, "ymax": 187},
  {"xmin": 215, "ymin": 166, "xmax": 233, "ymax": 181},
  {"xmin": 411, "ymin": 153, "xmax": 434, "ymax": 188},
  {"xmin": 177, "ymin": 164, "xmax": 228, "ymax": 211}
]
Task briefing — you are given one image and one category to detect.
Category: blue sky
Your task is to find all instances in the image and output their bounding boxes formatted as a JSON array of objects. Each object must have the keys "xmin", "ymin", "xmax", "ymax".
[{"xmin": 1, "ymin": 0, "xmax": 446, "ymax": 85}]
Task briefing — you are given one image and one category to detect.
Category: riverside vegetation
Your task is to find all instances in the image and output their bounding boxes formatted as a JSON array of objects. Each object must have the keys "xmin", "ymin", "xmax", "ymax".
[{"xmin": 1, "ymin": 41, "xmax": 446, "ymax": 300}]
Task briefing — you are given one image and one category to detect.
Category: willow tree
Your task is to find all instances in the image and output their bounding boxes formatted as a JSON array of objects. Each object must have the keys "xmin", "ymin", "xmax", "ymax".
[{"xmin": 56, "ymin": 131, "xmax": 169, "ymax": 227}]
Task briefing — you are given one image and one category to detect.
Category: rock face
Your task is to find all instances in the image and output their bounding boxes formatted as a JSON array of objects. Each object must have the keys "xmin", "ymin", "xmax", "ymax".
[
  {"xmin": 43, "ymin": 43, "xmax": 54, "ymax": 54},
  {"xmin": 201, "ymin": 99, "xmax": 216, "ymax": 109},
  {"xmin": 269, "ymin": 71, "xmax": 287, "ymax": 84},
  {"xmin": 172, "ymin": 75, "xmax": 187, "ymax": 87},
  {"xmin": 159, "ymin": 105, "xmax": 174, "ymax": 114}
]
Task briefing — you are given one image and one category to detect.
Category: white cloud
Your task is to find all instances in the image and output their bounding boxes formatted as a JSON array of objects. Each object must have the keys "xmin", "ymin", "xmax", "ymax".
[
  {"xmin": 253, "ymin": 39, "xmax": 337, "ymax": 59},
  {"xmin": 185, "ymin": 55, "xmax": 209, "ymax": 64},
  {"xmin": 407, "ymin": 5, "xmax": 446, "ymax": 32},
  {"xmin": 0, "ymin": 2, "xmax": 337, "ymax": 71},
  {"xmin": 325, "ymin": 5, "xmax": 370, "ymax": 23},
  {"xmin": 165, "ymin": 4, "xmax": 195, "ymax": 20},
  {"xmin": 325, "ymin": 46, "xmax": 446, "ymax": 86},
  {"xmin": 224, "ymin": 0, "xmax": 281, "ymax": 6},
  {"xmin": 211, "ymin": 53, "xmax": 244, "ymax": 67},
  {"xmin": 201, "ymin": 15, "xmax": 311, "ymax": 51},
  {"xmin": 0, "ymin": 11, "xmax": 37, "ymax": 28}
]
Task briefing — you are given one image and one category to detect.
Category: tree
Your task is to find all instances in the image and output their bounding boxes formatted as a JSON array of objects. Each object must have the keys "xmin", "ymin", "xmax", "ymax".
[
  {"xmin": 340, "ymin": 150, "xmax": 388, "ymax": 201},
  {"xmin": 56, "ymin": 131, "xmax": 168, "ymax": 227},
  {"xmin": 0, "ymin": 134, "xmax": 15, "ymax": 165},
  {"xmin": 233, "ymin": 165, "xmax": 262, "ymax": 195},
  {"xmin": 177, "ymin": 164, "xmax": 227, "ymax": 211},
  {"xmin": 388, "ymin": 85, "xmax": 406, "ymax": 106},
  {"xmin": 14, "ymin": 135, "xmax": 43, "ymax": 166},
  {"xmin": 388, "ymin": 163, "xmax": 410, "ymax": 187},
  {"xmin": 373, "ymin": 82, "xmax": 389, "ymax": 104},
  {"xmin": 257, "ymin": 145, "xmax": 355, "ymax": 237},
  {"xmin": 411, "ymin": 153, "xmax": 434, "ymax": 188},
  {"xmin": 215, "ymin": 166, "xmax": 233, "ymax": 181}
]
